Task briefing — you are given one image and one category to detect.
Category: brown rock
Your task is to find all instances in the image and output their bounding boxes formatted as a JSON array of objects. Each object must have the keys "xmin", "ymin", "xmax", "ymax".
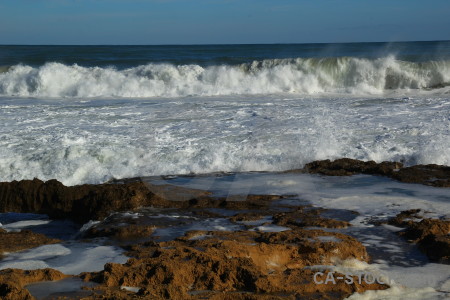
[
  {"xmin": 80, "ymin": 229, "xmax": 385, "ymax": 299},
  {"xmin": 0, "ymin": 268, "xmax": 68, "ymax": 300},
  {"xmin": 0, "ymin": 229, "xmax": 60, "ymax": 258},
  {"xmin": 0, "ymin": 179, "xmax": 211, "ymax": 223},
  {"xmin": 295, "ymin": 158, "xmax": 449, "ymax": 187},
  {"xmin": 85, "ymin": 224, "xmax": 155, "ymax": 241},
  {"xmin": 388, "ymin": 210, "xmax": 450, "ymax": 264},
  {"xmin": 301, "ymin": 158, "xmax": 402, "ymax": 177},
  {"xmin": 387, "ymin": 209, "xmax": 422, "ymax": 227},
  {"xmin": 272, "ymin": 207, "xmax": 350, "ymax": 229},
  {"xmin": 0, "ymin": 178, "xmax": 288, "ymax": 224},
  {"xmin": 401, "ymin": 218, "xmax": 450, "ymax": 242},
  {"xmin": 391, "ymin": 164, "xmax": 450, "ymax": 187},
  {"xmin": 418, "ymin": 234, "xmax": 450, "ymax": 264}
]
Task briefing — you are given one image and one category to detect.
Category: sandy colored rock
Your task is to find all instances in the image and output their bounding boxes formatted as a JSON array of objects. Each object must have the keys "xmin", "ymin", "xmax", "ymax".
[
  {"xmin": 80, "ymin": 229, "xmax": 385, "ymax": 299},
  {"xmin": 0, "ymin": 268, "xmax": 68, "ymax": 300},
  {"xmin": 401, "ymin": 218, "xmax": 450, "ymax": 242},
  {"xmin": 0, "ymin": 229, "xmax": 60, "ymax": 259}
]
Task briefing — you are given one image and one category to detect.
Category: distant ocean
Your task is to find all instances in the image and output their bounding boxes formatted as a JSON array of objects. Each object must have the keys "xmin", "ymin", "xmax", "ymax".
[{"xmin": 0, "ymin": 41, "xmax": 449, "ymax": 185}]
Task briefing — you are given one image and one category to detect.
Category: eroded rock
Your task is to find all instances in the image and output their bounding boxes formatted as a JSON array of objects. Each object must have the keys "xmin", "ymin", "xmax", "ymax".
[
  {"xmin": 0, "ymin": 268, "xmax": 67, "ymax": 300},
  {"xmin": 388, "ymin": 210, "xmax": 450, "ymax": 264},
  {"xmin": 0, "ymin": 229, "xmax": 60, "ymax": 259},
  {"xmin": 301, "ymin": 158, "xmax": 402, "ymax": 177},
  {"xmin": 295, "ymin": 158, "xmax": 450, "ymax": 187},
  {"xmin": 80, "ymin": 229, "xmax": 386, "ymax": 299}
]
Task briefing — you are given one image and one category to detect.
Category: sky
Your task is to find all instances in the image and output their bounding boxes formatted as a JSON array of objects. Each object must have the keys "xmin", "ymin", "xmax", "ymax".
[{"xmin": 0, "ymin": 0, "xmax": 449, "ymax": 45}]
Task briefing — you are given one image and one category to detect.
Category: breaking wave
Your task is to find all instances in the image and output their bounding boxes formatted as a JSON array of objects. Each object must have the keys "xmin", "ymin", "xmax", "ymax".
[{"xmin": 1, "ymin": 56, "xmax": 450, "ymax": 98}]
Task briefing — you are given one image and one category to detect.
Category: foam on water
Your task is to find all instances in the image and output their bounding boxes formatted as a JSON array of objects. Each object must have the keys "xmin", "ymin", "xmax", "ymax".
[
  {"xmin": 0, "ymin": 243, "xmax": 128, "ymax": 275},
  {"xmin": 345, "ymin": 287, "xmax": 448, "ymax": 300},
  {"xmin": 1, "ymin": 220, "xmax": 51, "ymax": 232},
  {"xmin": 152, "ymin": 173, "xmax": 450, "ymax": 219},
  {"xmin": 0, "ymin": 93, "xmax": 448, "ymax": 185}
]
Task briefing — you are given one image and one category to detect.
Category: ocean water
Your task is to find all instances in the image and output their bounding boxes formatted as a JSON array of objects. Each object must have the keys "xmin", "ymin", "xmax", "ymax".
[{"xmin": 0, "ymin": 41, "xmax": 449, "ymax": 185}]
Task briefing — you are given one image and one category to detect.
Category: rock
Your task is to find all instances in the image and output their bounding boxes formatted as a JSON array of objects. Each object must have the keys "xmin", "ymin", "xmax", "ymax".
[
  {"xmin": 419, "ymin": 234, "xmax": 450, "ymax": 264},
  {"xmin": 301, "ymin": 158, "xmax": 402, "ymax": 177},
  {"xmin": 401, "ymin": 218, "xmax": 450, "ymax": 242},
  {"xmin": 387, "ymin": 209, "xmax": 422, "ymax": 227},
  {"xmin": 0, "ymin": 178, "xmax": 289, "ymax": 224},
  {"xmin": 388, "ymin": 210, "xmax": 450, "ymax": 264},
  {"xmin": 85, "ymin": 223, "xmax": 156, "ymax": 241},
  {"xmin": 0, "ymin": 179, "xmax": 211, "ymax": 223},
  {"xmin": 80, "ymin": 229, "xmax": 386, "ymax": 299},
  {"xmin": 0, "ymin": 268, "xmax": 67, "ymax": 300},
  {"xmin": 0, "ymin": 229, "xmax": 60, "ymax": 259},
  {"xmin": 296, "ymin": 158, "xmax": 449, "ymax": 187},
  {"xmin": 391, "ymin": 164, "xmax": 450, "ymax": 187},
  {"xmin": 272, "ymin": 207, "xmax": 350, "ymax": 229}
]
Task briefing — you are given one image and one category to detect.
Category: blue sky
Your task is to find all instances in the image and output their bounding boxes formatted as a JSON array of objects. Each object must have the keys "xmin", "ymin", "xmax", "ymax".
[{"xmin": 1, "ymin": 0, "xmax": 449, "ymax": 45}]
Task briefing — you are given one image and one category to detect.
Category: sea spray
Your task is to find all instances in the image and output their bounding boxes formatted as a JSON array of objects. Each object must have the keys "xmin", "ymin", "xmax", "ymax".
[{"xmin": 1, "ymin": 57, "xmax": 450, "ymax": 98}]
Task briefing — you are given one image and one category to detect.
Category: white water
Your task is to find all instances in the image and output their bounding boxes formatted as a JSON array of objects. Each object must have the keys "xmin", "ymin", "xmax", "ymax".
[
  {"xmin": 0, "ymin": 243, "xmax": 128, "ymax": 275},
  {"xmin": 0, "ymin": 92, "xmax": 448, "ymax": 185},
  {"xmin": 1, "ymin": 57, "xmax": 450, "ymax": 98}
]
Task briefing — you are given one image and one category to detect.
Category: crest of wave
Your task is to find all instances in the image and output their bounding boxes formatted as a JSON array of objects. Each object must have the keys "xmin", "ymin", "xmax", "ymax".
[{"xmin": 0, "ymin": 56, "xmax": 449, "ymax": 98}]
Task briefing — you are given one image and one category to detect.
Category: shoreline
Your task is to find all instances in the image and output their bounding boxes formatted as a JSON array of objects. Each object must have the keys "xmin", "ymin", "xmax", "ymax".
[{"xmin": 0, "ymin": 158, "xmax": 449, "ymax": 299}]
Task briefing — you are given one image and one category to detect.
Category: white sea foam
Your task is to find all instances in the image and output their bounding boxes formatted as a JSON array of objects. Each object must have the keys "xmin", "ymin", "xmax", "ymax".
[
  {"xmin": 345, "ymin": 287, "xmax": 447, "ymax": 300},
  {"xmin": 0, "ymin": 243, "xmax": 128, "ymax": 275},
  {"xmin": 0, "ymin": 57, "xmax": 449, "ymax": 98},
  {"xmin": 2, "ymin": 220, "xmax": 51, "ymax": 232},
  {"xmin": 0, "ymin": 91, "xmax": 448, "ymax": 185}
]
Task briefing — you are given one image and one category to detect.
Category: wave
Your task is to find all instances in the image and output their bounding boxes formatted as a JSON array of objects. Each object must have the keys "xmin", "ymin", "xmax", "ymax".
[{"xmin": 1, "ymin": 56, "xmax": 450, "ymax": 98}]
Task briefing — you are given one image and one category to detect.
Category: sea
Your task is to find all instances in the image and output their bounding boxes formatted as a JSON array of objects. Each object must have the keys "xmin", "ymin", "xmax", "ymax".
[
  {"xmin": 0, "ymin": 41, "xmax": 449, "ymax": 185},
  {"xmin": 0, "ymin": 42, "xmax": 450, "ymax": 299}
]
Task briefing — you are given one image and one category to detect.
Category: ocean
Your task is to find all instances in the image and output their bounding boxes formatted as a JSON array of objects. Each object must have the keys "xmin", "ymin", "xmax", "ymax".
[
  {"xmin": 0, "ymin": 41, "xmax": 449, "ymax": 185},
  {"xmin": 0, "ymin": 42, "xmax": 449, "ymax": 299}
]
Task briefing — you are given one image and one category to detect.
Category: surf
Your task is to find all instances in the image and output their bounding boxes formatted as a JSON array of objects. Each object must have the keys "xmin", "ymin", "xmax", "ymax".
[{"xmin": 1, "ymin": 56, "xmax": 449, "ymax": 98}]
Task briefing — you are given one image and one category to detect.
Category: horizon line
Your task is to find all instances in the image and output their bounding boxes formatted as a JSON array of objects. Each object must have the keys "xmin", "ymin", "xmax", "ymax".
[{"xmin": 1, "ymin": 39, "xmax": 449, "ymax": 47}]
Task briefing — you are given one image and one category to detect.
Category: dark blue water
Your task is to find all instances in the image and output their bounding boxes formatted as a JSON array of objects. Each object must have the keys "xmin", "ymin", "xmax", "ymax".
[{"xmin": 1, "ymin": 41, "xmax": 450, "ymax": 69}]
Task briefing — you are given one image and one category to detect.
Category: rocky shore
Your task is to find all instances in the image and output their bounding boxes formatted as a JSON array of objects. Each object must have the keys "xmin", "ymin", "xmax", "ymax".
[{"xmin": 0, "ymin": 158, "xmax": 449, "ymax": 299}]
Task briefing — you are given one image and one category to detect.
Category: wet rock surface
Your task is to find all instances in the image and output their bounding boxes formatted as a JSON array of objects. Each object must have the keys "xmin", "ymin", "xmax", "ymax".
[
  {"xmin": 0, "ymin": 229, "xmax": 60, "ymax": 260},
  {"xmin": 388, "ymin": 209, "xmax": 450, "ymax": 264},
  {"xmin": 0, "ymin": 268, "xmax": 67, "ymax": 300},
  {"xmin": 79, "ymin": 229, "xmax": 385, "ymax": 299},
  {"xmin": 0, "ymin": 187, "xmax": 389, "ymax": 299},
  {"xmin": 301, "ymin": 158, "xmax": 402, "ymax": 177},
  {"xmin": 0, "ymin": 159, "xmax": 447, "ymax": 224},
  {"xmin": 71, "ymin": 203, "xmax": 387, "ymax": 299},
  {"xmin": 0, "ymin": 161, "xmax": 449, "ymax": 299},
  {"xmin": 390, "ymin": 164, "xmax": 450, "ymax": 187},
  {"xmin": 0, "ymin": 179, "xmax": 289, "ymax": 224},
  {"xmin": 0, "ymin": 179, "xmax": 214, "ymax": 223},
  {"xmin": 297, "ymin": 158, "xmax": 450, "ymax": 187}
]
